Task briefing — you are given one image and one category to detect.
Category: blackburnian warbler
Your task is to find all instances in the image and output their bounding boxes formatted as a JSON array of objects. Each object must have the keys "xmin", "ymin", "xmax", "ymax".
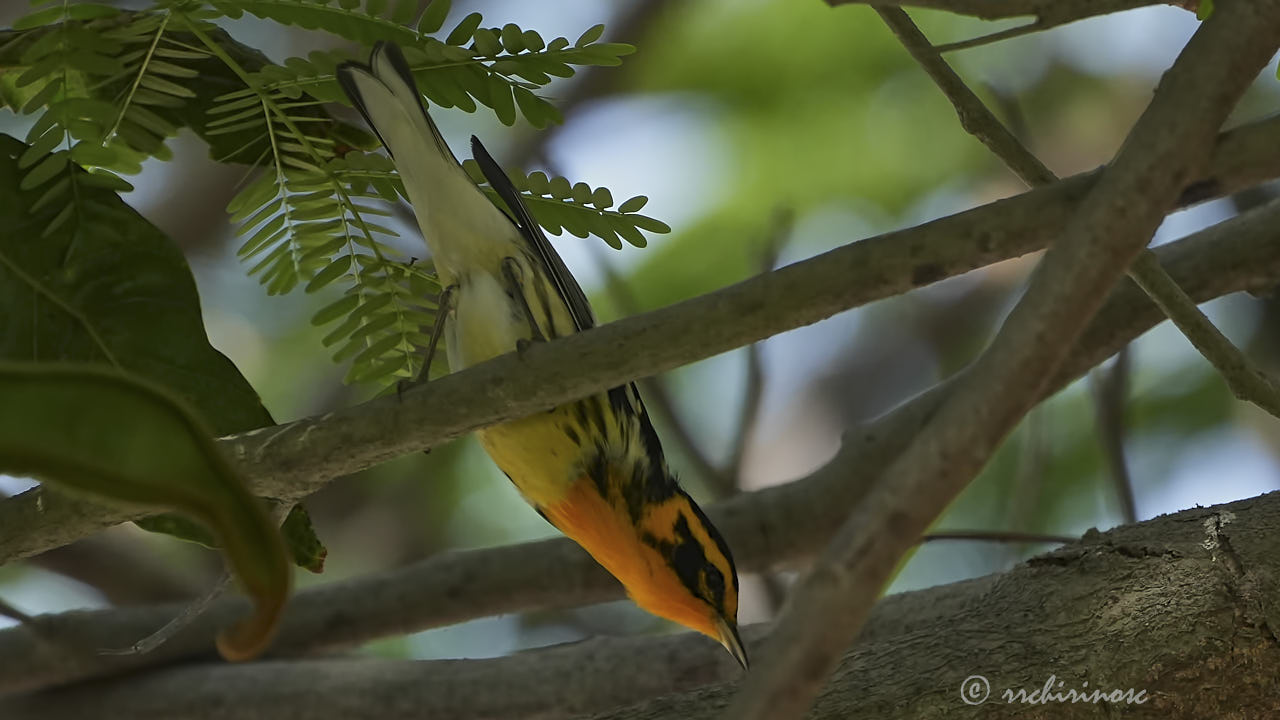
[{"xmin": 337, "ymin": 43, "xmax": 747, "ymax": 667}]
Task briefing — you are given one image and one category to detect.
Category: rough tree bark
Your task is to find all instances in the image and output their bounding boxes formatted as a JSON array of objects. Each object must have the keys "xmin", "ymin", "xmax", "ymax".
[{"xmin": 4, "ymin": 492, "xmax": 1279, "ymax": 719}]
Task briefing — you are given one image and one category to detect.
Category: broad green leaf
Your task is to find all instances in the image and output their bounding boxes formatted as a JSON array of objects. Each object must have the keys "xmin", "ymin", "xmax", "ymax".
[
  {"xmin": 0, "ymin": 363, "xmax": 289, "ymax": 661},
  {"xmin": 0, "ymin": 133, "xmax": 326, "ymax": 571}
]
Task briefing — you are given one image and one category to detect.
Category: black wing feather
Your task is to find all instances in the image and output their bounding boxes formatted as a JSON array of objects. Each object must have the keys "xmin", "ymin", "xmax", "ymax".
[{"xmin": 469, "ymin": 136, "xmax": 596, "ymax": 333}]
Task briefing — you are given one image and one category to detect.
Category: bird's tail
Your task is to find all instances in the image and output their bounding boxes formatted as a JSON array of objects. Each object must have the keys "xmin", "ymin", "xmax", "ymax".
[
  {"xmin": 337, "ymin": 42, "xmax": 516, "ymax": 279},
  {"xmin": 336, "ymin": 41, "xmax": 459, "ymax": 170}
]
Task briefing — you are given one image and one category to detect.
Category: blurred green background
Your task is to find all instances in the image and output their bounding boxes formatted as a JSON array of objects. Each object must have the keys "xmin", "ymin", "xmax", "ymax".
[{"xmin": 2, "ymin": 0, "xmax": 1278, "ymax": 661}]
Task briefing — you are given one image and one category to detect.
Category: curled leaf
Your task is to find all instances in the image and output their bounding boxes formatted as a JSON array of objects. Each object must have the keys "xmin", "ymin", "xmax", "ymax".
[{"xmin": 0, "ymin": 363, "xmax": 291, "ymax": 661}]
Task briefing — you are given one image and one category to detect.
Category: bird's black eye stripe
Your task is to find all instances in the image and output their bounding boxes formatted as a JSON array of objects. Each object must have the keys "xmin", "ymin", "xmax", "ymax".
[
  {"xmin": 679, "ymin": 489, "xmax": 738, "ymax": 591},
  {"xmin": 702, "ymin": 564, "xmax": 726, "ymax": 610},
  {"xmin": 670, "ymin": 515, "xmax": 706, "ymax": 595}
]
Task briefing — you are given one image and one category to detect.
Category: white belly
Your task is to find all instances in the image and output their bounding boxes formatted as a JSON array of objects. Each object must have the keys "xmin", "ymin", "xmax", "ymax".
[{"xmin": 445, "ymin": 269, "xmax": 527, "ymax": 371}]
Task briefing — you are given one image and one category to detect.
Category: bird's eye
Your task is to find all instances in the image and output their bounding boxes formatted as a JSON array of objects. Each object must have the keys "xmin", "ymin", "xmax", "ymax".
[{"xmin": 702, "ymin": 564, "xmax": 726, "ymax": 607}]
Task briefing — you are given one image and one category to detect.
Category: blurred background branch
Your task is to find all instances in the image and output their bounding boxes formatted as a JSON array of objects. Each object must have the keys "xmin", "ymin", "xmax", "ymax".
[
  {"xmin": 3, "ymin": 200, "xmax": 1277, "ymax": 695},
  {"xmin": 3, "ymin": 111, "xmax": 1277, "ymax": 566}
]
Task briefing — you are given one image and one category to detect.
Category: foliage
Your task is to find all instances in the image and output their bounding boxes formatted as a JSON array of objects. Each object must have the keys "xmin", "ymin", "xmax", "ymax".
[
  {"xmin": 0, "ymin": 130, "xmax": 326, "ymax": 569},
  {"xmin": 0, "ymin": 0, "xmax": 658, "ymax": 388},
  {"xmin": 0, "ymin": 363, "xmax": 290, "ymax": 661}
]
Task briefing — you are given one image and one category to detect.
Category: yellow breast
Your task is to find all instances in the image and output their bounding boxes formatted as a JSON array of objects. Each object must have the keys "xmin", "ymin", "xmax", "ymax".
[{"xmin": 477, "ymin": 405, "xmax": 586, "ymax": 508}]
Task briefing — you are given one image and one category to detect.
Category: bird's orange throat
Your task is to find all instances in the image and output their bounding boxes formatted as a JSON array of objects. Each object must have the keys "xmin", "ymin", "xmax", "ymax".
[{"xmin": 541, "ymin": 475, "xmax": 721, "ymax": 641}]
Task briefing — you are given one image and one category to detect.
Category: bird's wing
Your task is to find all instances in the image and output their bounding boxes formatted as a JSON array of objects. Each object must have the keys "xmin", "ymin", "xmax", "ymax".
[{"xmin": 469, "ymin": 136, "xmax": 597, "ymax": 333}]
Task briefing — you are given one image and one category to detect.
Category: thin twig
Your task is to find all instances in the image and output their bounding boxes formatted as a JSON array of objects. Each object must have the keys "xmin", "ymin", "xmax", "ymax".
[
  {"xmin": 829, "ymin": 0, "xmax": 1159, "ymax": 19},
  {"xmin": 98, "ymin": 575, "xmax": 232, "ymax": 657},
  {"xmin": 934, "ymin": 21, "xmax": 1047, "ymax": 53},
  {"xmin": 1130, "ymin": 250, "xmax": 1280, "ymax": 417},
  {"xmin": 99, "ymin": 502, "xmax": 287, "ymax": 657},
  {"xmin": 723, "ymin": 211, "xmax": 791, "ymax": 485},
  {"xmin": 1004, "ymin": 406, "xmax": 1049, "ymax": 565},
  {"xmin": 920, "ymin": 530, "xmax": 1076, "ymax": 545},
  {"xmin": 0, "ymin": 597, "xmax": 34, "ymax": 625},
  {"xmin": 875, "ymin": 7, "xmax": 1055, "ymax": 186},
  {"xmin": 1090, "ymin": 348, "xmax": 1138, "ymax": 523}
]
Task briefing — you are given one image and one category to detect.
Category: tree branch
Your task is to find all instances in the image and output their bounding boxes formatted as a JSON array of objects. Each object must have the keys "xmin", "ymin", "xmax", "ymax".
[
  {"xmin": 8, "ymin": 491, "xmax": 1280, "ymax": 719},
  {"xmin": 2, "ymin": 197, "xmax": 1278, "ymax": 694},
  {"xmin": 880, "ymin": 0, "xmax": 1279, "ymax": 481},
  {"xmin": 830, "ymin": 0, "xmax": 1198, "ymax": 54},
  {"xmin": 728, "ymin": 4, "xmax": 1280, "ymax": 718},
  {"xmin": 829, "ymin": 0, "xmax": 1184, "ymax": 23},
  {"xmin": 2, "ymin": 112, "xmax": 1278, "ymax": 566},
  {"xmin": 1129, "ymin": 249, "xmax": 1280, "ymax": 417}
]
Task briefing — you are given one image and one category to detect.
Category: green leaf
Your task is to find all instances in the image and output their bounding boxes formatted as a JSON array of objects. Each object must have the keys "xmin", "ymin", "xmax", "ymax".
[
  {"xmin": 418, "ymin": 0, "xmax": 451, "ymax": 34},
  {"xmin": 312, "ymin": 293, "xmax": 361, "ymax": 326},
  {"xmin": 19, "ymin": 128, "xmax": 62, "ymax": 167},
  {"xmin": 281, "ymin": 504, "xmax": 327, "ymax": 573},
  {"xmin": 19, "ymin": 150, "xmax": 67, "ymax": 190},
  {"xmin": 13, "ymin": 4, "xmax": 121, "ymax": 30},
  {"xmin": 472, "ymin": 28, "xmax": 501, "ymax": 57},
  {"xmin": 138, "ymin": 74, "xmax": 198, "ymax": 99},
  {"xmin": 526, "ymin": 171, "xmax": 549, "ymax": 195},
  {"xmin": 29, "ymin": 175, "xmax": 69, "ymax": 212},
  {"xmin": 512, "ymin": 85, "xmax": 548, "ymax": 127},
  {"xmin": 390, "ymin": 0, "xmax": 417, "ymax": 25},
  {"xmin": 631, "ymin": 214, "xmax": 671, "ymax": 234},
  {"xmin": 79, "ymin": 169, "xmax": 134, "ymax": 193},
  {"xmin": 548, "ymin": 174, "xmax": 571, "ymax": 199},
  {"xmin": 575, "ymin": 23, "xmax": 605, "ymax": 48},
  {"xmin": 135, "ymin": 502, "xmax": 326, "ymax": 573},
  {"xmin": 0, "ymin": 363, "xmax": 289, "ymax": 662},
  {"xmin": 591, "ymin": 186, "xmax": 613, "ymax": 209},
  {"xmin": 0, "ymin": 133, "xmax": 326, "ymax": 570},
  {"xmin": 445, "ymin": 11, "xmax": 483, "ymax": 46},
  {"xmin": 305, "ymin": 255, "xmax": 352, "ymax": 293},
  {"xmin": 500, "ymin": 23, "xmax": 525, "ymax": 53},
  {"xmin": 207, "ymin": 0, "xmax": 419, "ymax": 46},
  {"xmin": 618, "ymin": 195, "xmax": 648, "ymax": 213}
]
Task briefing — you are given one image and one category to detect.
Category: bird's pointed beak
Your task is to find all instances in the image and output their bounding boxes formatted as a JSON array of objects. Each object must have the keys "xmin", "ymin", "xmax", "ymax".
[{"xmin": 715, "ymin": 616, "xmax": 749, "ymax": 669}]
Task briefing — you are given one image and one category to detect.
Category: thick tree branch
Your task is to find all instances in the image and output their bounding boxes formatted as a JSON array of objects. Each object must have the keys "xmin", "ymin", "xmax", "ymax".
[
  {"xmin": 729, "ymin": 4, "xmax": 1280, "ymax": 718},
  {"xmin": 2, "ymin": 198, "xmax": 1278, "ymax": 695},
  {"xmin": 1, "ymin": 113, "xmax": 1278, "ymax": 566},
  {"xmin": 7, "ymin": 491, "xmax": 1280, "ymax": 720}
]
